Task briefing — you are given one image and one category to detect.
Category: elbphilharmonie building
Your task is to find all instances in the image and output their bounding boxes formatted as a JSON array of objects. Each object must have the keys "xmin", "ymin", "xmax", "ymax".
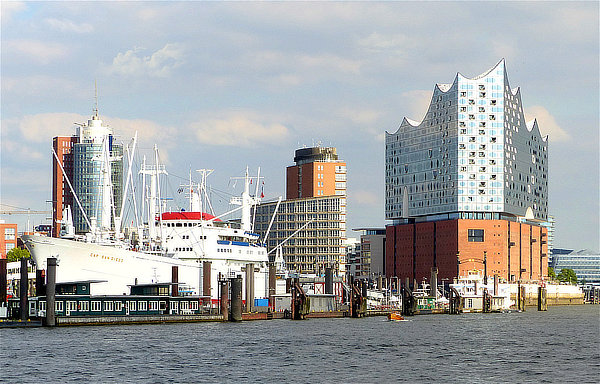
[{"xmin": 384, "ymin": 60, "xmax": 549, "ymax": 283}]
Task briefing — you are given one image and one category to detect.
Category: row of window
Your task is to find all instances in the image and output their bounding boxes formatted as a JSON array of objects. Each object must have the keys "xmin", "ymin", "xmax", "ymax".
[{"xmin": 47, "ymin": 300, "xmax": 200, "ymax": 312}]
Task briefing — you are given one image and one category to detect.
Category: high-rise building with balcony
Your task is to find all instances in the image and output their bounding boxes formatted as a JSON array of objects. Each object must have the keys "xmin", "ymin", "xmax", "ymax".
[
  {"xmin": 385, "ymin": 60, "xmax": 549, "ymax": 283},
  {"xmin": 254, "ymin": 146, "xmax": 347, "ymax": 276}
]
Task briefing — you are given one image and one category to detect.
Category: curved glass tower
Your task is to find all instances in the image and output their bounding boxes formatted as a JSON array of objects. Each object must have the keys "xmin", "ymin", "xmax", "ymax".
[
  {"xmin": 385, "ymin": 59, "xmax": 548, "ymax": 222},
  {"xmin": 73, "ymin": 113, "xmax": 123, "ymax": 233}
]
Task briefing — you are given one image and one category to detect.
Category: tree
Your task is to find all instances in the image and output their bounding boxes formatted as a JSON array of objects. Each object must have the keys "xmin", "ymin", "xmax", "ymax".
[
  {"xmin": 556, "ymin": 268, "xmax": 578, "ymax": 285},
  {"xmin": 548, "ymin": 267, "xmax": 556, "ymax": 280},
  {"xmin": 6, "ymin": 247, "xmax": 30, "ymax": 262}
]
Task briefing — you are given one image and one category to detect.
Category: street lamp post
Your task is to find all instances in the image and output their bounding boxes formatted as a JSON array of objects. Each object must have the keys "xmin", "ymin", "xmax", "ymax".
[
  {"xmin": 483, "ymin": 251, "xmax": 488, "ymax": 286},
  {"xmin": 456, "ymin": 251, "xmax": 461, "ymax": 282}
]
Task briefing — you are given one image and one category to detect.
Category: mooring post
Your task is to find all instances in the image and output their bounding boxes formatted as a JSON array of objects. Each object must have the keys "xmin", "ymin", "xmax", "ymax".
[
  {"xmin": 430, "ymin": 267, "xmax": 438, "ymax": 297},
  {"xmin": 0, "ymin": 258, "xmax": 7, "ymax": 307},
  {"xmin": 245, "ymin": 263, "xmax": 254, "ymax": 313},
  {"xmin": 230, "ymin": 276, "xmax": 242, "ymax": 321},
  {"xmin": 36, "ymin": 269, "xmax": 46, "ymax": 297},
  {"xmin": 361, "ymin": 280, "xmax": 367, "ymax": 299},
  {"xmin": 493, "ymin": 274, "xmax": 499, "ymax": 296},
  {"xmin": 349, "ymin": 276, "xmax": 354, "ymax": 318},
  {"xmin": 203, "ymin": 261, "xmax": 212, "ymax": 306},
  {"xmin": 517, "ymin": 282, "xmax": 521, "ymax": 310},
  {"xmin": 20, "ymin": 257, "xmax": 29, "ymax": 321},
  {"xmin": 325, "ymin": 267, "xmax": 333, "ymax": 295},
  {"xmin": 268, "ymin": 263, "xmax": 276, "ymax": 310},
  {"xmin": 171, "ymin": 266, "xmax": 179, "ymax": 297},
  {"xmin": 518, "ymin": 283, "xmax": 526, "ymax": 312},
  {"xmin": 537, "ymin": 285, "xmax": 547, "ymax": 311},
  {"xmin": 220, "ymin": 280, "xmax": 229, "ymax": 320},
  {"xmin": 46, "ymin": 258, "xmax": 57, "ymax": 327}
]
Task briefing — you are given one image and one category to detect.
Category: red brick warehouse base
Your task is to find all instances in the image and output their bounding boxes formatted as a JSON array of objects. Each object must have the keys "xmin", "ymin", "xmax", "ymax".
[{"xmin": 386, "ymin": 219, "xmax": 548, "ymax": 283}]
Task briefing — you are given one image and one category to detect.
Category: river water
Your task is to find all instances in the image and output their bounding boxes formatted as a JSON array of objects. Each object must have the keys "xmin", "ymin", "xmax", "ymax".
[{"xmin": 1, "ymin": 305, "xmax": 598, "ymax": 383}]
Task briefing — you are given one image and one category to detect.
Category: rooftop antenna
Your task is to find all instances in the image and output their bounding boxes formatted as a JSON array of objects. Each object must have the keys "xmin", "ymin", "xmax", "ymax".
[{"xmin": 94, "ymin": 79, "xmax": 99, "ymax": 117}]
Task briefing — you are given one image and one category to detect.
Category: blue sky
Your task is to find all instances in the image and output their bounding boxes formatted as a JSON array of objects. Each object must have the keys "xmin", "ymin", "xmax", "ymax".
[{"xmin": 1, "ymin": 1, "xmax": 598, "ymax": 251}]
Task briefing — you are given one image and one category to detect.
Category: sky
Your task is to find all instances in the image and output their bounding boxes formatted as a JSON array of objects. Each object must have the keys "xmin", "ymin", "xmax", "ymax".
[{"xmin": 1, "ymin": 1, "xmax": 598, "ymax": 251}]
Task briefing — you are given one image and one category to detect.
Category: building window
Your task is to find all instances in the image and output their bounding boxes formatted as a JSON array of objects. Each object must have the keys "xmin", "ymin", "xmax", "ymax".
[
  {"xmin": 4, "ymin": 228, "xmax": 15, "ymax": 240},
  {"xmin": 468, "ymin": 229, "xmax": 484, "ymax": 242},
  {"xmin": 91, "ymin": 301, "xmax": 101, "ymax": 311}
]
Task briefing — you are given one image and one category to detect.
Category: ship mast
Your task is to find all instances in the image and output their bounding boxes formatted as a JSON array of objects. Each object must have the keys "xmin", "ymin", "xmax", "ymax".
[{"xmin": 139, "ymin": 146, "xmax": 167, "ymax": 243}]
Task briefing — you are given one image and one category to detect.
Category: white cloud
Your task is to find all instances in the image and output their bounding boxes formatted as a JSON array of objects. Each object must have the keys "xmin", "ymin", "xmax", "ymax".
[
  {"xmin": 4, "ymin": 39, "xmax": 68, "ymax": 65},
  {"xmin": 524, "ymin": 106, "xmax": 571, "ymax": 142},
  {"xmin": 1, "ymin": 138, "xmax": 43, "ymax": 160},
  {"xmin": 107, "ymin": 44, "xmax": 185, "ymax": 78},
  {"xmin": 398, "ymin": 90, "xmax": 433, "ymax": 123},
  {"xmin": 338, "ymin": 107, "xmax": 381, "ymax": 125},
  {"xmin": 15, "ymin": 112, "xmax": 177, "ymax": 162},
  {"xmin": 358, "ymin": 32, "xmax": 410, "ymax": 51},
  {"xmin": 1, "ymin": 76, "xmax": 84, "ymax": 98},
  {"xmin": 298, "ymin": 53, "xmax": 361, "ymax": 74},
  {"xmin": 0, "ymin": 1, "xmax": 26, "ymax": 22},
  {"xmin": 351, "ymin": 190, "xmax": 380, "ymax": 206},
  {"xmin": 248, "ymin": 50, "xmax": 362, "ymax": 80},
  {"xmin": 191, "ymin": 114, "xmax": 290, "ymax": 147},
  {"xmin": 44, "ymin": 18, "xmax": 94, "ymax": 33},
  {"xmin": 104, "ymin": 117, "xmax": 177, "ymax": 163},
  {"xmin": 19, "ymin": 112, "xmax": 85, "ymax": 143}
]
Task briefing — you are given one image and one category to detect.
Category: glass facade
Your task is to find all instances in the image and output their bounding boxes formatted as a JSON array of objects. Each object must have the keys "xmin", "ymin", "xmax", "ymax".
[
  {"xmin": 385, "ymin": 60, "xmax": 548, "ymax": 221},
  {"xmin": 73, "ymin": 140, "xmax": 123, "ymax": 233}
]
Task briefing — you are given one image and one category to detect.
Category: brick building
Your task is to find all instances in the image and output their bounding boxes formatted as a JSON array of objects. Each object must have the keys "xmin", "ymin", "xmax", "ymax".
[
  {"xmin": 0, "ymin": 222, "xmax": 18, "ymax": 259},
  {"xmin": 52, "ymin": 136, "xmax": 78, "ymax": 237}
]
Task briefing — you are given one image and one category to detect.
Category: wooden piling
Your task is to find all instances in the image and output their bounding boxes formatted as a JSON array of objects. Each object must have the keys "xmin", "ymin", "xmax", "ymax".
[
  {"xmin": 325, "ymin": 267, "xmax": 333, "ymax": 294},
  {"xmin": 202, "ymin": 261, "xmax": 211, "ymax": 305},
  {"xmin": 493, "ymin": 274, "xmax": 499, "ymax": 296},
  {"xmin": 518, "ymin": 283, "xmax": 526, "ymax": 311},
  {"xmin": 220, "ymin": 280, "xmax": 229, "ymax": 320},
  {"xmin": 230, "ymin": 276, "xmax": 242, "ymax": 321},
  {"xmin": 0, "ymin": 258, "xmax": 7, "ymax": 306},
  {"xmin": 268, "ymin": 264, "xmax": 276, "ymax": 309},
  {"xmin": 46, "ymin": 258, "xmax": 57, "ymax": 327},
  {"xmin": 538, "ymin": 286, "xmax": 547, "ymax": 311},
  {"xmin": 171, "ymin": 266, "xmax": 178, "ymax": 297},
  {"xmin": 430, "ymin": 267, "xmax": 438, "ymax": 297},
  {"xmin": 245, "ymin": 263, "xmax": 254, "ymax": 312},
  {"xmin": 36, "ymin": 269, "xmax": 45, "ymax": 297}
]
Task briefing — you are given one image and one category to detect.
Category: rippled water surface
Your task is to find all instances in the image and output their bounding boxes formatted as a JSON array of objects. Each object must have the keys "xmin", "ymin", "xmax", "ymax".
[{"xmin": 1, "ymin": 305, "xmax": 599, "ymax": 383}]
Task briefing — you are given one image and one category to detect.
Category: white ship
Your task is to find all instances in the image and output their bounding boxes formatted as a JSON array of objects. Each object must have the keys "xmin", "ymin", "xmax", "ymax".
[{"xmin": 22, "ymin": 112, "xmax": 270, "ymax": 301}]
